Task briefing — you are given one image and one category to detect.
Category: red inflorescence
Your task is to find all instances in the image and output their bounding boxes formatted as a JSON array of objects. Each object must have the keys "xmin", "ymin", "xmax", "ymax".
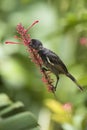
[
  {"xmin": 63, "ymin": 103, "xmax": 72, "ymax": 112},
  {"xmin": 80, "ymin": 37, "xmax": 87, "ymax": 46},
  {"xmin": 5, "ymin": 21, "xmax": 55, "ymax": 93}
]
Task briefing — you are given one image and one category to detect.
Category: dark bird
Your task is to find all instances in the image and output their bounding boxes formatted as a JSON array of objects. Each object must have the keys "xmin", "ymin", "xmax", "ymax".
[{"xmin": 29, "ymin": 39, "xmax": 83, "ymax": 91}]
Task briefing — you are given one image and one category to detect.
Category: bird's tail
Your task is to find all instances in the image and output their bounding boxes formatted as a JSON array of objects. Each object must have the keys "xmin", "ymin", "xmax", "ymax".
[{"xmin": 66, "ymin": 73, "xmax": 83, "ymax": 91}]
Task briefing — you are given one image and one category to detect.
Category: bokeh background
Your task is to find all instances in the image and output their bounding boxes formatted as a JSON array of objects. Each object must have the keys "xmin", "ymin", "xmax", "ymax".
[{"xmin": 0, "ymin": 0, "xmax": 87, "ymax": 130}]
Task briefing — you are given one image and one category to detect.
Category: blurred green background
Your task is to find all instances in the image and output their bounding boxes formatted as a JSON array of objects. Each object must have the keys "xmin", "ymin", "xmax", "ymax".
[{"xmin": 0, "ymin": 0, "xmax": 87, "ymax": 130}]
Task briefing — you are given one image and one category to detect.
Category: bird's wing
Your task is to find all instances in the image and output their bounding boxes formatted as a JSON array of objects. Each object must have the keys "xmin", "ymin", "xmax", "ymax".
[{"xmin": 46, "ymin": 50, "xmax": 68, "ymax": 73}]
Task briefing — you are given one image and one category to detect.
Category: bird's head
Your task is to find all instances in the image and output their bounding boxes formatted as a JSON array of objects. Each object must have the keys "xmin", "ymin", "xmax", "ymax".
[{"xmin": 29, "ymin": 39, "xmax": 43, "ymax": 50}]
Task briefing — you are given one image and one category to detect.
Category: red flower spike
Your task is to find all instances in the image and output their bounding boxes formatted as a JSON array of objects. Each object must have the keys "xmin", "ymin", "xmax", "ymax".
[
  {"xmin": 63, "ymin": 103, "xmax": 72, "ymax": 112},
  {"xmin": 5, "ymin": 20, "xmax": 55, "ymax": 93},
  {"xmin": 80, "ymin": 37, "xmax": 87, "ymax": 46}
]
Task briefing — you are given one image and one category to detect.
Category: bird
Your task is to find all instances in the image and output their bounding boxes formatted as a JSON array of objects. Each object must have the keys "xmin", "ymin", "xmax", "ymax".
[{"xmin": 29, "ymin": 39, "xmax": 83, "ymax": 91}]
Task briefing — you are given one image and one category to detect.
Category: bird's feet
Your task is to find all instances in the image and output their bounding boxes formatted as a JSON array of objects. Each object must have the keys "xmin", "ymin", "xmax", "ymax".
[{"xmin": 41, "ymin": 66, "xmax": 48, "ymax": 72}]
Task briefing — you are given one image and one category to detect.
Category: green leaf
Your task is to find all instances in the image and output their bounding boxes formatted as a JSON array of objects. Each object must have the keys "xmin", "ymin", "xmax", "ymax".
[
  {"xmin": 0, "ymin": 94, "xmax": 12, "ymax": 108},
  {"xmin": 0, "ymin": 101, "xmax": 24, "ymax": 117},
  {"xmin": 0, "ymin": 112, "xmax": 38, "ymax": 130}
]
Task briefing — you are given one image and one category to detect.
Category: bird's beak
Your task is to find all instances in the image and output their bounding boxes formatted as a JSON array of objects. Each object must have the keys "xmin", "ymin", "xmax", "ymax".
[{"xmin": 29, "ymin": 42, "xmax": 32, "ymax": 47}]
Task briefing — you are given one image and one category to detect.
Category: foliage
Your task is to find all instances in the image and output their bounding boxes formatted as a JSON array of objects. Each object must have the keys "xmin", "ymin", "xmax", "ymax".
[{"xmin": 0, "ymin": 94, "xmax": 38, "ymax": 130}]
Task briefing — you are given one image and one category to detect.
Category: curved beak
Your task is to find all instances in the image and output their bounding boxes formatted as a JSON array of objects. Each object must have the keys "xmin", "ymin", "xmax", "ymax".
[{"xmin": 29, "ymin": 42, "xmax": 32, "ymax": 47}]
